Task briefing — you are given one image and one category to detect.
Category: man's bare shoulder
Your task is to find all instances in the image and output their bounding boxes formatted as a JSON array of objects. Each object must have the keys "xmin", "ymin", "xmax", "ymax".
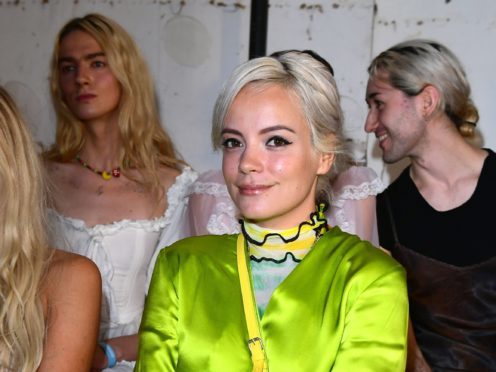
[
  {"xmin": 43, "ymin": 159, "xmax": 79, "ymax": 183},
  {"xmin": 157, "ymin": 165, "xmax": 182, "ymax": 190},
  {"xmin": 43, "ymin": 158, "xmax": 64, "ymax": 173}
]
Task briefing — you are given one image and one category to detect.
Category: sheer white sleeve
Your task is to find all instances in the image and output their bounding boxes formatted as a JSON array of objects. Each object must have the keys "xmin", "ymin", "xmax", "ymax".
[
  {"xmin": 186, "ymin": 167, "xmax": 384, "ymax": 246},
  {"xmin": 328, "ymin": 166, "xmax": 384, "ymax": 246},
  {"xmin": 187, "ymin": 170, "xmax": 240, "ymax": 235},
  {"xmin": 147, "ymin": 167, "xmax": 198, "ymax": 288}
]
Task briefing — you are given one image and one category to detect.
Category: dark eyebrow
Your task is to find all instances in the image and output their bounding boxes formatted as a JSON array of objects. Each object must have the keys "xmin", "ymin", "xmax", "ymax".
[
  {"xmin": 260, "ymin": 125, "xmax": 296, "ymax": 134},
  {"xmin": 58, "ymin": 52, "xmax": 106, "ymax": 64},
  {"xmin": 221, "ymin": 128, "xmax": 242, "ymax": 136},
  {"xmin": 221, "ymin": 125, "xmax": 296, "ymax": 136},
  {"xmin": 365, "ymin": 92, "xmax": 380, "ymax": 101}
]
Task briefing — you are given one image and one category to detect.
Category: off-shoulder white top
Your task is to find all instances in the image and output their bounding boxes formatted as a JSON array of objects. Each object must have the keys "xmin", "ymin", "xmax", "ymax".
[{"xmin": 47, "ymin": 168, "xmax": 197, "ymax": 341}]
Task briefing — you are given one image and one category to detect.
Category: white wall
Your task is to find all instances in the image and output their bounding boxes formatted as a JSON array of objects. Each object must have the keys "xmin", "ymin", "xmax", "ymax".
[
  {"xmin": 268, "ymin": 0, "xmax": 375, "ymax": 164},
  {"xmin": 1, "ymin": 0, "xmax": 494, "ymax": 185},
  {"xmin": 0, "ymin": 0, "xmax": 250, "ymax": 171}
]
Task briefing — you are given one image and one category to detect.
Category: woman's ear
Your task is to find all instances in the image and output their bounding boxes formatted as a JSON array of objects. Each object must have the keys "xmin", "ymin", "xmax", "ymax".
[
  {"xmin": 419, "ymin": 85, "xmax": 440, "ymax": 120},
  {"xmin": 317, "ymin": 152, "xmax": 334, "ymax": 175}
]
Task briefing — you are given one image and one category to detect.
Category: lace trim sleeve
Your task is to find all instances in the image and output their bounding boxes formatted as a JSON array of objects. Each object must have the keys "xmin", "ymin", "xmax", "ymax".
[
  {"xmin": 337, "ymin": 177, "xmax": 384, "ymax": 201},
  {"xmin": 163, "ymin": 167, "xmax": 198, "ymax": 224},
  {"xmin": 332, "ymin": 166, "xmax": 385, "ymax": 201},
  {"xmin": 188, "ymin": 170, "xmax": 240, "ymax": 235},
  {"xmin": 328, "ymin": 166, "xmax": 383, "ymax": 243}
]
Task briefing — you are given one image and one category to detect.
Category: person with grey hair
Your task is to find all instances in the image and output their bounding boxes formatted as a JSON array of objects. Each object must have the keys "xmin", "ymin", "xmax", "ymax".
[
  {"xmin": 366, "ymin": 39, "xmax": 496, "ymax": 371},
  {"xmin": 136, "ymin": 50, "xmax": 408, "ymax": 371}
]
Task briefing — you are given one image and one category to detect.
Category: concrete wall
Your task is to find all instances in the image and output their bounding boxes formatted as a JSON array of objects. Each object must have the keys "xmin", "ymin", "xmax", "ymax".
[{"xmin": 1, "ymin": 0, "xmax": 494, "ymax": 185}]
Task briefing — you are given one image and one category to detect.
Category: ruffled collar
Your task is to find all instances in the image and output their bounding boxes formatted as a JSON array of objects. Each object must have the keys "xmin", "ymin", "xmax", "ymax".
[{"xmin": 240, "ymin": 204, "xmax": 329, "ymax": 254}]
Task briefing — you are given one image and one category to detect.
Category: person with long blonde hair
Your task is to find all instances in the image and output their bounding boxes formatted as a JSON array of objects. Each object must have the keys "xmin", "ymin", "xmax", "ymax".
[
  {"xmin": 0, "ymin": 86, "xmax": 101, "ymax": 371},
  {"xmin": 44, "ymin": 13, "xmax": 197, "ymax": 370}
]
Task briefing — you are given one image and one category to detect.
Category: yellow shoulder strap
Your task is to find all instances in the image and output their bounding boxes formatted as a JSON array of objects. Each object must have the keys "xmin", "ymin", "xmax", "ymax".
[{"xmin": 237, "ymin": 234, "xmax": 269, "ymax": 372}]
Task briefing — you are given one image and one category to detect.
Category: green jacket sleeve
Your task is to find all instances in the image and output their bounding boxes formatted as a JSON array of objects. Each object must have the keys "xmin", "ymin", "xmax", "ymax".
[
  {"xmin": 135, "ymin": 249, "xmax": 179, "ymax": 371},
  {"xmin": 332, "ymin": 265, "xmax": 408, "ymax": 371}
]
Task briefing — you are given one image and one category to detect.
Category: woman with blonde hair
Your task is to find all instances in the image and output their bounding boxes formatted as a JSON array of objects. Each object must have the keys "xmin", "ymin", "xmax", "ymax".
[
  {"xmin": 136, "ymin": 50, "xmax": 408, "ymax": 371},
  {"xmin": 188, "ymin": 50, "xmax": 383, "ymax": 246},
  {"xmin": 44, "ymin": 13, "xmax": 197, "ymax": 370},
  {"xmin": 0, "ymin": 86, "xmax": 101, "ymax": 371}
]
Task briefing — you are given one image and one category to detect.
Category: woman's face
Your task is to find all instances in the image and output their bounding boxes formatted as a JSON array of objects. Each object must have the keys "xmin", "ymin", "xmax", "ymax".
[
  {"xmin": 57, "ymin": 30, "xmax": 121, "ymax": 125},
  {"xmin": 222, "ymin": 83, "xmax": 332, "ymax": 229}
]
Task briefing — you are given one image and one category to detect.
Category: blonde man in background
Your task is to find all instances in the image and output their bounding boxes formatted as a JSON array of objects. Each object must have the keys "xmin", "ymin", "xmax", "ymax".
[{"xmin": 44, "ymin": 13, "xmax": 197, "ymax": 370}]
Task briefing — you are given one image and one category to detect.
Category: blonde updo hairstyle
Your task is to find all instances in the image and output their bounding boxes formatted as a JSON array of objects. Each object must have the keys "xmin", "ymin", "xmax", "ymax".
[
  {"xmin": 368, "ymin": 39, "xmax": 478, "ymax": 137},
  {"xmin": 212, "ymin": 50, "xmax": 351, "ymax": 204}
]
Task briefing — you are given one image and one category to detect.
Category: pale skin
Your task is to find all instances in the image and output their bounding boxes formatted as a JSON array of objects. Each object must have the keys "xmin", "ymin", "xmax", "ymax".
[
  {"xmin": 38, "ymin": 249, "xmax": 101, "ymax": 371},
  {"xmin": 221, "ymin": 83, "xmax": 333, "ymax": 229},
  {"xmin": 46, "ymin": 30, "xmax": 180, "ymax": 368},
  {"xmin": 365, "ymin": 74, "xmax": 487, "ymax": 371}
]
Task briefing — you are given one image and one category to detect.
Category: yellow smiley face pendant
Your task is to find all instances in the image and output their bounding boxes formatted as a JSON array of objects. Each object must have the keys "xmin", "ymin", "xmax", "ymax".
[{"xmin": 102, "ymin": 171, "xmax": 113, "ymax": 181}]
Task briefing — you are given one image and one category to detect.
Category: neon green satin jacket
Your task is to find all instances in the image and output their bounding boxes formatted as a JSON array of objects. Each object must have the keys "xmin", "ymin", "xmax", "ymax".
[{"xmin": 135, "ymin": 227, "xmax": 408, "ymax": 371}]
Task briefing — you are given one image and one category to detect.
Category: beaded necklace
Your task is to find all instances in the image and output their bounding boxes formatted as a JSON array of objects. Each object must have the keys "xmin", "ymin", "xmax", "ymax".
[{"xmin": 75, "ymin": 155, "xmax": 121, "ymax": 181}]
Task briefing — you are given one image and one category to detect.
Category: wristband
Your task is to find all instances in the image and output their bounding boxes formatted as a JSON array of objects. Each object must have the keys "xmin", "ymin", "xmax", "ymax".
[{"xmin": 99, "ymin": 341, "xmax": 117, "ymax": 368}]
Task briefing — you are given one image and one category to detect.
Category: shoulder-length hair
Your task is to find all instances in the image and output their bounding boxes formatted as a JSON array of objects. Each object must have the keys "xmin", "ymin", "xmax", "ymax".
[
  {"xmin": 45, "ymin": 13, "xmax": 185, "ymax": 191},
  {"xmin": 0, "ymin": 86, "xmax": 50, "ymax": 371}
]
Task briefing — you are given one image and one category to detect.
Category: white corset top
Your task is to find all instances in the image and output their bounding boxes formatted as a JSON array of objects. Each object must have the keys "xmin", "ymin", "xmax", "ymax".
[{"xmin": 47, "ymin": 167, "xmax": 198, "ymax": 339}]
